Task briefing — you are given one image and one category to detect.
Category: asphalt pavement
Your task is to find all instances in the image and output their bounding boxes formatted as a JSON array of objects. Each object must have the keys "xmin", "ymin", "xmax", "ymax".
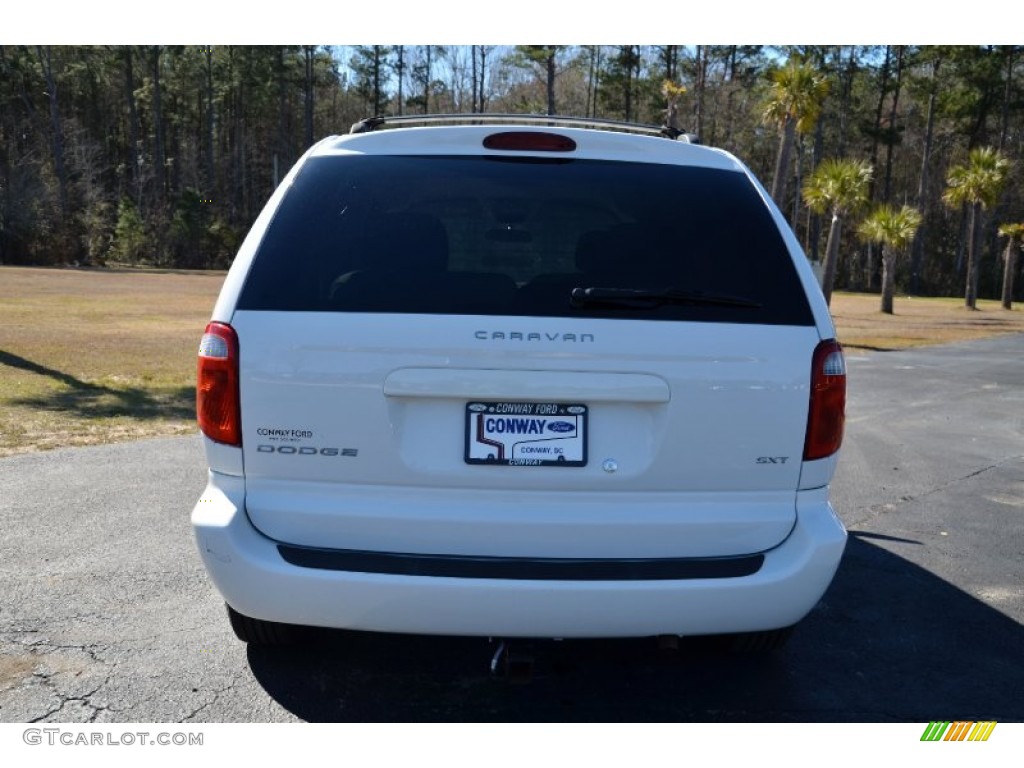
[{"xmin": 1, "ymin": 334, "xmax": 1021, "ymax": 722}]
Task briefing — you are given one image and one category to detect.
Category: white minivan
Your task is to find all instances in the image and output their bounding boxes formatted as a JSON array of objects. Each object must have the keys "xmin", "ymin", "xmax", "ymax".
[{"xmin": 193, "ymin": 115, "xmax": 847, "ymax": 650}]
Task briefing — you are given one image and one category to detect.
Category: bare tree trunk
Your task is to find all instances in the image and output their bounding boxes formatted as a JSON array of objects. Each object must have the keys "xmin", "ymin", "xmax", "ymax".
[
  {"xmin": 657, "ymin": 44, "xmax": 678, "ymax": 82},
  {"xmin": 303, "ymin": 46, "xmax": 314, "ymax": 148},
  {"xmin": 998, "ymin": 46, "xmax": 1015, "ymax": 152},
  {"xmin": 693, "ymin": 46, "xmax": 706, "ymax": 140},
  {"xmin": 150, "ymin": 46, "xmax": 166, "ymax": 200},
  {"xmin": 821, "ymin": 213, "xmax": 843, "ymax": 305},
  {"xmin": 722, "ymin": 85, "xmax": 736, "ymax": 147},
  {"xmin": 372, "ymin": 45, "xmax": 384, "ymax": 116},
  {"xmin": 470, "ymin": 45, "xmax": 477, "ymax": 113},
  {"xmin": 633, "ymin": 49, "xmax": 642, "ymax": 121},
  {"xmin": 396, "ymin": 46, "xmax": 405, "ymax": 116},
  {"xmin": 37, "ymin": 46, "xmax": 69, "ymax": 218},
  {"xmin": 0, "ymin": 133, "xmax": 11, "ymax": 263},
  {"xmin": 868, "ymin": 45, "xmax": 892, "ymax": 203},
  {"xmin": 880, "ymin": 246, "xmax": 896, "ymax": 314},
  {"xmin": 204, "ymin": 46, "xmax": 215, "ymax": 193},
  {"xmin": 835, "ymin": 46, "xmax": 854, "ymax": 157},
  {"xmin": 722, "ymin": 51, "xmax": 738, "ymax": 147},
  {"xmin": 770, "ymin": 117, "xmax": 796, "ymax": 208},
  {"xmin": 275, "ymin": 47, "xmax": 289, "ymax": 183},
  {"xmin": 422, "ymin": 46, "xmax": 432, "ymax": 114},
  {"xmin": 882, "ymin": 46, "xmax": 904, "ymax": 203},
  {"xmin": 229, "ymin": 48, "xmax": 244, "ymax": 222},
  {"xmin": 910, "ymin": 55, "xmax": 940, "ymax": 295},
  {"xmin": 1002, "ymin": 237, "xmax": 1019, "ymax": 309},
  {"xmin": 965, "ymin": 203, "xmax": 980, "ymax": 309},
  {"xmin": 479, "ymin": 46, "xmax": 489, "ymax": 111},
  {"xmin": 792, "ymin": 136, "xmax": 804, "ymax": 225},
  {"xmin": 168, "ymin": 89, "xmax": 181, "ymax": 198},
  {"xmin": 586, "ymin": 46, "xmax": 600, "ymax": 118},
  {"xmin": 623, "ymin": 46, "xmax": 634, "ymax": 122},
  {"xmin": 808, "ymin": 91, "xmax": 826, "ymax": 262},
  {"xmin": 545, "ymin": 49, "xmax": 556, "ymax": 116},
  {"xmin": 124, "ymin": 47, "xmax": 142, "ymax": 207}
]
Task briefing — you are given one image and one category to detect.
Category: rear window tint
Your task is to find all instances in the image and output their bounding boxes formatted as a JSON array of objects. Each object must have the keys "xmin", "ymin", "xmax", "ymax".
[{"xmin": 236, "ymin": 155, "xmax": 814, "ymax": 326}]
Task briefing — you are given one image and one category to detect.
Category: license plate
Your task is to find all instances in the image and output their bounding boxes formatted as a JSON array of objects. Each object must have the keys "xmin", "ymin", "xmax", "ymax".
[{"xmin": 465, "ymin": 402, "xmax": 588, "ymax": 467}]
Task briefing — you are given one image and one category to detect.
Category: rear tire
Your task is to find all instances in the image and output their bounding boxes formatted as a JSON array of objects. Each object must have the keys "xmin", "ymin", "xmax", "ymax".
[{"xmin": 226, "ymin": 604, "xmax": 298, "ymax": 645}]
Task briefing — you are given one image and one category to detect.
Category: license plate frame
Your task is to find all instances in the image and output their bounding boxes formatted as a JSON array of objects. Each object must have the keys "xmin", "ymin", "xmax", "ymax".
[{"xmin": 464, "ymin": 402, "xmax": 588, "ymax": 467}]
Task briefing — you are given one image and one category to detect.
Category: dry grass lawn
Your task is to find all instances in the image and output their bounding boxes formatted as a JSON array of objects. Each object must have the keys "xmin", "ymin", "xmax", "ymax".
[
  {"xmin": 0, "ymin": 266, "xmax": 225, "ymax": 456},
  {"xmin": 1, "ymin": 266, "xmax": 1022, "ymax": 456},
  {"xmin": 829, "ymin": 291, "xmax": 1024, "ymax": 352}
]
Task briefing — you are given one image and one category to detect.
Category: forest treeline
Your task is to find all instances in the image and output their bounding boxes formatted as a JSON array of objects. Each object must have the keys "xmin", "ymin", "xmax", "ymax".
[{"xmin": 0, "ymin": 45, "xmax": 1022, "ymax": 303}]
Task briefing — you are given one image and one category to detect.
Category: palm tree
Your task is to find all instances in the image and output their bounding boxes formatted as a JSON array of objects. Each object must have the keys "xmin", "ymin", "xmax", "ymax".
[
  {"xmin": 857, "ymin": 205, "xmax": 922, "ymax": 314},
  {"xmin": 762, "ymin": 59, "xmax": 829, "ymax": 209},
  {"xmin": 803, "ymin": 158, "xmax": 873, "ymax": 305},
  {"xmin": 997, "ymin": 223, "xmax": 1024, "ymax": 310},
  {"xmin": 942, "ymin": 147, "xmax": 1011, "ymax": 309}
]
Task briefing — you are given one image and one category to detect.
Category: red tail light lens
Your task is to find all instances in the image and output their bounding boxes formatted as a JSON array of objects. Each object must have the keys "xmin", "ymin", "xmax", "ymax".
[
  {"xmin": 803, "ymin": 340, "xmax": 846, "ymax": 461},
  {"xmin": 197, "ymin": 322, "xmax": 241, "ymax": 446},
  {"xmin": 483, "ymin": 131, "xmax": 577, "ymax": 152}
]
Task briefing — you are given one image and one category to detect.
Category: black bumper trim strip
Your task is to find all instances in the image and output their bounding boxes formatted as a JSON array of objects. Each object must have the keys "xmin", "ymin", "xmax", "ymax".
[{"xmin": 276, "ymin": 545, "xmax": 764, "ymax": 581}]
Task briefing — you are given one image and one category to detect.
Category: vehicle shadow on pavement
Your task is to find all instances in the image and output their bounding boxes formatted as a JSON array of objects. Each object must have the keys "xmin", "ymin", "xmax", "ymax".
[{"xmin": 245, "ymin": 536, "xmax": 1024, "ymax": 722}]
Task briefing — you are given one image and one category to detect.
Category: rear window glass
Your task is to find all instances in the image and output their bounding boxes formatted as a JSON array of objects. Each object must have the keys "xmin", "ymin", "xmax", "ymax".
[{"xmin": 236, "ymin": 154, "xmax": 814, "ymax": 325}]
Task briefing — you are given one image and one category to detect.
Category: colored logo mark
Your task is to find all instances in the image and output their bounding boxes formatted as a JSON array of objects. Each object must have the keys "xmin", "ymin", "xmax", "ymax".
[
  {"xmin": 547, "ymin": 421, "xmax": 576, "ymax": 433},
  {"xmin": 921, "ymin": 721, "xmax": 997, "ymax": 742}
]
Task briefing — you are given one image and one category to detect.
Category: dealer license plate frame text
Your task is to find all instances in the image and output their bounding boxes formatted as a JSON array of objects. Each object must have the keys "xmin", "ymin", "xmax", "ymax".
[{"xmin": 464, "ymin": 402, "xmax": 588, "ymax": 467}]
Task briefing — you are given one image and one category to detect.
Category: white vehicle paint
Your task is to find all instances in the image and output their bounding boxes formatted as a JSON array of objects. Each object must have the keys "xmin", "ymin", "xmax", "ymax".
[{"xmin": 193, "ymin": 117, "xmax": 847, "ymax": 645}]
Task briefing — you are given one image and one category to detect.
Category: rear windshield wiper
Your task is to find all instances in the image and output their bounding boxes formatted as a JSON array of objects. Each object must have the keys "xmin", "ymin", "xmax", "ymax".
[{"xmin": 569, "ymin": 286, "xmax": 762, "ymax": 310}]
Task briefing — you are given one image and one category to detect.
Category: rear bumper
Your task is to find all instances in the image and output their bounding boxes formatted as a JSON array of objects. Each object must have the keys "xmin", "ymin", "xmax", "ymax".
[{"xmin": 192, "ymin": 472, "xmax": 847, "ymax": 638}]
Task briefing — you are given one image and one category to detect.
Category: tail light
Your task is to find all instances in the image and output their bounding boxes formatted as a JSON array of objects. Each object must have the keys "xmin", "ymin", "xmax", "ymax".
[
  {"xmin": 803, "ymin": 340, "xmax": 846, "ymax": 461},
  {"xmin": 197, "ymin": 322, "xmax": 241, "ymax": 446}
]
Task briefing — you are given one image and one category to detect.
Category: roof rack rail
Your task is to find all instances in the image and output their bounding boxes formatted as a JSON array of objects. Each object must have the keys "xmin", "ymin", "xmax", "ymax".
[{"xmin": 349, "ymin": 114, "xmax": 700, "ymax": 143}]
